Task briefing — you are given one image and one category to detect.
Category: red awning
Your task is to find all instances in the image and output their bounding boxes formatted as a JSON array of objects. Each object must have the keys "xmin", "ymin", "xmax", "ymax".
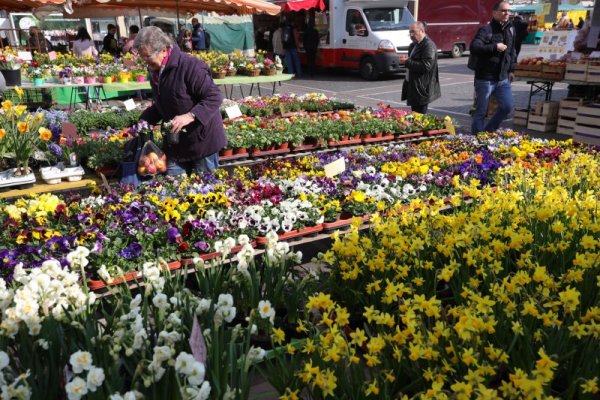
[{"xmin": 276, "ymin": 0, "xmax": 325, "ymax": 12}]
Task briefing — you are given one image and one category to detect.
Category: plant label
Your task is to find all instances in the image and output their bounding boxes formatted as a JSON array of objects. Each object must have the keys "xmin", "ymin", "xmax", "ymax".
[
  {"xmin": 17, "ymin": 51, "xmax": 32, "ymax": 61},
  {"xmin": 225, "ymin": 105, "xmax": 242, "ymax": 120},
  {"xmin": 444, "ymin": 116, "xmax": 455, "ymax": 135},
  {"xmin": 48, "ymin": 51, "xmax": 57, "ymax": 61},
  {"xmin": 324, "ymin": 157, "xmax": 346, "ymax": 178},
  {"xmin": 123, "ymin": 99, "xmax": 136, "ymax": 111},
  {"xmin": 189, "ymin": 317, "xmax": 207, "ymax": 363}
]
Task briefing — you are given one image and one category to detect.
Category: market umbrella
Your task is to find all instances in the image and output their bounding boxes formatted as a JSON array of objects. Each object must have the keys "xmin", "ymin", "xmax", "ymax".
[{"xmin": 2, "ymin": 0, "xmax": 281, "ymax": 15}]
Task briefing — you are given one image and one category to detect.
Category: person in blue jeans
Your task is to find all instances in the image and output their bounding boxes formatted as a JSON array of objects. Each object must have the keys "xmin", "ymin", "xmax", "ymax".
[
  {"xmin": 469, "ymin": 0, "xmax": 517, "ymax": 134},
  {"xmin": 282, "ymin": 21, "xmax": 302, "ymax": 76}
]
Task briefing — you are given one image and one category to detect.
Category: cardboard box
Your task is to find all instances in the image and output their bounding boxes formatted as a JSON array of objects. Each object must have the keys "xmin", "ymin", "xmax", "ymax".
[
  {"xmin": 559, "ymin": 97, "xmax": 588, "ymax": 118},
  {"xmin": 556, "ymin": 116, "xmax": 576, "ymax": 136},
  {"xmin": 564, "ymin": 63, "xmax": 588, "ymax": 81},
  {"xmin": 513, "ymin": 109, "xmax": 529, "ymax": 126}
]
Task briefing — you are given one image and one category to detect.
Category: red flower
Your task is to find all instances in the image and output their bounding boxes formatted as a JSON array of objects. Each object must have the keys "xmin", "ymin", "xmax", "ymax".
[{"xmin": 178, "ymin": 241, "xmax": 189, "ymax": 252}]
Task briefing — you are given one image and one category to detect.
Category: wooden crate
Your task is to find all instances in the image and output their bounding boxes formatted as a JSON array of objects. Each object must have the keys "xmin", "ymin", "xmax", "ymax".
[
  {"xmin": 559, "ymin": 97, "xmax": 588, "ymax": 118},
  {"xmin": 573, "ymin": 104, "xmax": 600, "ymax": 145},
  {"xmin": 574, "ymin": 124, "xmax": 600, "ymax": 145},
  {"xmin": 556, "ymin": 116, "xmax": 576, "ymax": 136},
  {"xmin": 527, "ymin": 114, "xmax": 558, "ymax": 133},
  {"xmin": 564, "ymin": 62, "xmax": 588, "ymax": 81},
  {"xmin": 585, "ymin": 64, "xmax": 600, "ymax": 83},
  {"xmin": 541, "ymin": 64, "xmax": 565, "ymax": 80},
  {"xmin": 513, "ymin": 109, "xmax": 528, "ymax": 127},
  {"xmin": 533, "ymin": 101, "xmax": 559, "ymax": 118}
]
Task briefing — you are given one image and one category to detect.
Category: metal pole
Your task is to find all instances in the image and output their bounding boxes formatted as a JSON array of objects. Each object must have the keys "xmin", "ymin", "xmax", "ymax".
[
  {"xmin": 138, "ymin": 7, "xmax": 143, "ymax": 26},
  {"xmin": 176, "ymin": 0, "xmax": 181, "ymax": 33}
]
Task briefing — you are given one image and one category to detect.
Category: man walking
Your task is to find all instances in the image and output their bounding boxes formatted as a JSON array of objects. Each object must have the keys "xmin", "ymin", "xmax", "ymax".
[
  {"xmin": 399, "ymin": 21, "xmax": 441, "ymax": 114},
  {"xmin": 191, "ymin": 18, "xmax": 207, "ymax": 51},
  {"xmin": 469, "ymin": 0, "xmax": 517, "ymax": 134}
]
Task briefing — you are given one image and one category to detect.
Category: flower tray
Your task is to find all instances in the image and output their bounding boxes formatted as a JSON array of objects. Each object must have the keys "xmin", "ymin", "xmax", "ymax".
[
  {"xmin": 256, "ymin": 224, "xmax": 324, "ymax": 246},
  {"xmin": 327, "ymin": 138, "xmax": 363, "ymax": 147},
  {"xmin": 87, "ymin": 261, "xmax": 181, "ymax": 291},
  {"xmin": 394, "ymin": 132, "xmax": 424, "ymax": 140},
  {"xmin": 291, "ymin": 141, "xmax": 322, "ymax": 152},
  {"xmin": 180, "ymin": 241, "xmax": 256, "ymax": 264},
  {"xmin": 322, "ymin": 214, "xmax": 370, "ymax": 232},
  {"xmin": 40, "ymin": 165, "xmax": 85, "ymax": 185},
  {"xmin": 250, "ymin": 147, "xmax": 290, "ymax": 157},
  {"xmin": 424, "ymin": 128, "xmax": 449, "ymax": 136},
  {"xmin": 0, "ymin": 168, "xmax": 36, "ymax": 189},
  {"xmin": 362, "ymin": 134, "xmax": 395, "ymax": 143},
  {"xmin": 219, "ymin": 151, "xmax": 249, "ymax": 162}
]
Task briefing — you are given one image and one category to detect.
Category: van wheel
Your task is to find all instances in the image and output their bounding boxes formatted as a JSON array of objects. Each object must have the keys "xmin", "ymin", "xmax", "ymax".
[
  {"xmin": 451, "ymin": 44, "xmax": 464, "ymax": 58},
  {"xmin": 360, "ymin": 58, "xmax": 379, "ymax": 81}
]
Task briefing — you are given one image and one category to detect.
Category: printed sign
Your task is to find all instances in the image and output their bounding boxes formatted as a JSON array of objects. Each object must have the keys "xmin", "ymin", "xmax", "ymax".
[
  {"xmin": 48, "ymin": 51, "xmax": 57, "ymax": 61},
  {"xmin": 123, "ymin": 99, "xmax": 136, "ymax": 111},
  {"xmin": 536, "ymin": 30, "xmax": 577, "ymax": 59},
  {"xmin": 225, "ymin": 104, "xmax": 242, "ymax": 120},
  {"xmin": 324, "ymin": 157, "xmax": 346, "ymax": 178},
  {"xmin": 17, "ymin": 51, "xmax": 32, "ymax": 61}
]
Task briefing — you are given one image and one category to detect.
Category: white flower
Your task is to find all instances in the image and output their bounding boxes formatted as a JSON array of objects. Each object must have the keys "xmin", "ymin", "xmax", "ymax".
[
  {"xmin": 36, "ymin": 339, "xmax": 49, "ymax": 350},
  {"xmin": 152, "ymin": 345, "xmax": 173, "ymax": 364},
  {"xmin": 86, "ymin": 367, "xmax": 105, "ymax": 392},
  {"xmin": 247, "ymin": 346, "xmax": 266, "ymax": 363},
  {"xmin": 130, "ymin": 294, "xmax": 142, "ymax": 309},
  {"xmin": 217, "ymin": 294, "xmax": 233, "ymax": 309},
  {"xmin": 265, "ymin": 230, "xmax": 279, "ymax": 246},
  {"xmin": 152, "ymin": 293, "xmax": 169, "ymax": 310},
  {"xmin": 196, "ymin": 298, "xmax": 212, "ymax": 315},
  {"xmin": 0, "ymin": 351, "xmax": 8, "ymax": 370},
  {"xmin": 237, "ymin": 234, "xmax": 250, "ymax": 246},
  {"xmin": 221, "ymin": 306, "xmax": 236, "ymax": 323},
  {"xmin": 97, "ymin": 265, "xmax": 113, "ymax": 282},
  {"xmin": 69, "ymin": 351, "xmax": 93, "ymax": 374},
  {"xmin": 187, "ymin": 361, "xmax": 206, "ymax": 385},
  {"xmin": 258, "ymin": 300, "xmax": 275, "ymax": 322},
  {"xmin": 65, "ymin": 376, "xmax": 88, "ymax": 400},
  {"xmin": 181, "ymin": 381, "xmax": 211, "ymax": 400},
  {"xmin": 175, "ymin": 352, "xmax": 196, "ymax": 375}
]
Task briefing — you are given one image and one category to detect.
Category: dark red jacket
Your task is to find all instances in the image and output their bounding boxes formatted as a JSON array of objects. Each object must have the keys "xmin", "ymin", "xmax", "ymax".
[{"xmin": 141, "ymin": 46, "xmax": 226, "ymax": 162}]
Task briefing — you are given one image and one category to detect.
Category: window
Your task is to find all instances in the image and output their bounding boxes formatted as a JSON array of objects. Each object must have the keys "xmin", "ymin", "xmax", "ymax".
[
  {"xmin": 363, "ymin": 7, "xmax": 414, "ymax": 32},
  {"xmin": 346, "ymin": 10, "xmax": 368, "ymax": 37}
]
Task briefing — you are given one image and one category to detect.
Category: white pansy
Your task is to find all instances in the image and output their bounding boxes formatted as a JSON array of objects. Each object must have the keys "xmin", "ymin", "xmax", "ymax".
[
  {"xmin": 237, "ymin": 234, "xmax": 250, "ymax": 246},
  {"xmin": 217, "ymin": 294, "xmax": 233, "ymax": 309},
  {"xmin": 69, "ymin": 351, "xmax": 93, "ymax": 374},
  {"xmin": 65, "ymin": 376, "xmax": 88, "ymax": 400},
  {"xmin": 86, "ymin": 367, "xmax": 105, "ymax": 392}
]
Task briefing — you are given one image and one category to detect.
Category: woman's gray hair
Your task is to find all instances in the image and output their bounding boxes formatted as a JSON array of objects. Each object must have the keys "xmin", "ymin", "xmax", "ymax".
[{"xmin": 133, "ymin": 26, "xmax": 173, "ymax": 53}]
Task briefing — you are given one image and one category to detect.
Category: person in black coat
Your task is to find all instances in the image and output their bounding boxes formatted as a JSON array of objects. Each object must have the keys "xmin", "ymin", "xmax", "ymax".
[
  {"xmin": 399, "ymin": 21, "xmax": 441, "ymax": 114},
  {"xmin": 303, "ymin": 22, "xmax": 320, "ymax": 77}
]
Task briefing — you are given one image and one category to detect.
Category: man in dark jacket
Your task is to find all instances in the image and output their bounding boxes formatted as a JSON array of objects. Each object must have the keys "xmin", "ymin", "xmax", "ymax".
[
  {"xmin": 399, "ymin": 21, "xmax": 441, "ymax": 114},
  {"xmin": 134, "ymin": 26, "xmax": 226, "ymax": 175},
  {"xmin": 469, "ymin": 0, "xmax": 517, "ymax": 134},
  {"xmin": 303, "ymin": 21, "xmax": 320, "ymax": 77},
  {"xmin": 102, "ymin": 24, "xmax": 120, "ymax": 56},
  {"xmin": 191, "ymin": 18, "xmax": 207, "ymax": 51}
]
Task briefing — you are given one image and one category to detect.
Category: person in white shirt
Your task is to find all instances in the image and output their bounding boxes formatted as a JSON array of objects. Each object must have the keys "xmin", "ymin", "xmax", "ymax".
[{"xmin": 72, "ymin": 27, "xmax": 98, "ymax": 57}]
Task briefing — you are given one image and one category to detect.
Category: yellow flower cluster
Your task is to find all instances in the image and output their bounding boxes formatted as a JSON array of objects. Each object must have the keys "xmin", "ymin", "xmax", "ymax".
[{"xmin": 282, "ymin": 151, "xmax": 599, "ymax": 398}]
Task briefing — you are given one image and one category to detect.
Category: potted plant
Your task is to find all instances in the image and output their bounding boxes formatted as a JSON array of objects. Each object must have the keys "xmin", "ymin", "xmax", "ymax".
[
  {"xmin": 58, "ymin": 66, "xmax": 73, "ymax": 84},
  {"xmin": 83, "ymin": 68, "xmax": 97, "ymax": 84},
  {"xmin": 0, "ymin": 49, "xmax": 23, "ymax": 86},
  {"xmin": 29, "ymin": 67, "xmax": 46, "ymax": 86},
  {"xmin": 0, "ymin": 98, "xmax": 51, "ymax": 175},
  {"xmin": 72, "ymin": 67, "xmax": 85, "ymax": 84}
]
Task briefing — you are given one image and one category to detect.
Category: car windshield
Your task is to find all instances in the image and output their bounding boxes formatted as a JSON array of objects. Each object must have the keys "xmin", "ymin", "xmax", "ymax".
[{"xmin": 364, "ymin": 7, "xmax": 414, "ymax": 31}]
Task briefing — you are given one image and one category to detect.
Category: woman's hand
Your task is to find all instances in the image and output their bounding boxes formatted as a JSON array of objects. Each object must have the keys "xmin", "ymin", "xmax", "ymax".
[{"xmin": 170, "ymin": 112, "xmax": 195, "ymax": 133}]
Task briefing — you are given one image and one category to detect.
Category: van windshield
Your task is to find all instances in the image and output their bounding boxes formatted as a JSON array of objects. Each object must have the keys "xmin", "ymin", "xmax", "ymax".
[{"xmin": 364, "ymin": 7, "xmax": 414, "ymax": 31}]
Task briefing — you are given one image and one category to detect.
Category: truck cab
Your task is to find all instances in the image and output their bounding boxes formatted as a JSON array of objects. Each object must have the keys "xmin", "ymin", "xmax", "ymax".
[{"xmin": 317, "ymin": 0, "xmax": 414, "ymax": 80}]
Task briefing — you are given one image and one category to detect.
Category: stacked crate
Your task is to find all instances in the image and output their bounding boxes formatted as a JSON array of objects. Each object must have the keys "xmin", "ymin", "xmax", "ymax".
[
  {"xmin": 527, "ymin": 101, "xmax": 559, "ymax": 133},
  {"xmin": 513, "ymin": 109, "xmax": 529, "ymax": 127},
  {"xmin": 564, "ymin": 62, "xmax": 588, "ymax": 81},
  {"xmin": 574, "ymin": 104, "xmax": 600, "ymax": 145},
  {"xmin": 557, "ymin": 98, "xmax": 588, "ymax": 136}
]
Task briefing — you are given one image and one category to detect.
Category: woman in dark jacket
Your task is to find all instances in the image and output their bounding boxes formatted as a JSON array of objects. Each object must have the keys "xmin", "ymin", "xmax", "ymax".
[
  {"xmin": 400, "ymin": 21, "xmax": 441, "ymax": 114},
  {"xmin": 134, "ymin": 26, "xmax": 226, "ymax": 176}
]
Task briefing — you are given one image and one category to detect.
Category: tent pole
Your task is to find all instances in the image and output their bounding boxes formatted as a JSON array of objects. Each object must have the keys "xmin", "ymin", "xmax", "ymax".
[
  {"xmin": 138, "ymin": 7, "xmax": 143, "ymax": 26},
  {"xmin": 176, "ymin": 0, "xmax": 181, "ymax": 33}
]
